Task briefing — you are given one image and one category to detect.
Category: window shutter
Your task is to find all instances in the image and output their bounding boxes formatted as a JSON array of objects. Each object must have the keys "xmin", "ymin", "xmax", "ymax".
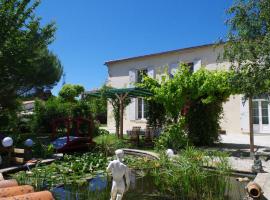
[
  {"xmin": 129, "ymin": 98, "xmax": 136, "ymax": 120},
  {"xmin": 193, "ymin": 59, "xmax": 201, "ymax": 72},
  {"xmin": 169, "ymin": 62, "xmax": 179, "ymax": 76},
  {"xmin": 147, "ymin": 67, "xmax": 155, "ymax": 78},
  {"xmin": 240, "ymin": 97, "xmax": 249, "ymax": 133},
  {"xmin": 129, "ymin": 69, "xmax": 136, "ymax": 87}
]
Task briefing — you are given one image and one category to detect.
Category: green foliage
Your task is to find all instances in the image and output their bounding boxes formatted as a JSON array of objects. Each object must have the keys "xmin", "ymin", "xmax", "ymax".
[
  {"xmin": 187, "ymin": 100, "xmax": 223, "ymax": 146},
  {"xmin": 155, "ymin": 118, "xmax": 189, "ymax": 151},
  {"xmin": 32, "ymin": 142, "xmax": 55, "ymax": 159},
  {"xmin": 140, "ymin": 64, "xmax": 233, "ymax": 146},
  {"xmin": 0, "ymin": 108, "xmax": 19, "ymax": 133},
  {"xmin": 0, "ymin": 0, "xmax": 63, "ymax": 114},
  {"xmin": 151, "ymin": 147, "xmax": 231, "ymax": 199},
  {"xmin": 84, "ymin": 90, "xmax": 107, "ymax": 124},
  {"xmin": 223, "ymin": 0, "xmax": 270, "ymax": 97},
  {"xmin": 93, "ymin": 134, "xmax": 130, "ymax": 156},
  {"xmin": 31, "ymin": 84, "xmax": 98, "ymax": 134},
  {"xmin": 96, "ymin": 129, "xmax": 110, "ymax": 136},
  {"xmin": 59, "ymin": 84, "xmax": 84, "ymax": 102},
  {"xmin": 86, "ymin": 96, "xmax": 107, "ymax": 117},
  {"xmin": 12, "ymin": 152, "xmax": 110, "ymax": 190},
  {"xmin": 146, "ymin": 100, "xmax": 166, "ymax": 128},
  {"xmin": 31, "ymin": 98, "xmax": 71, "ymax": 133}
]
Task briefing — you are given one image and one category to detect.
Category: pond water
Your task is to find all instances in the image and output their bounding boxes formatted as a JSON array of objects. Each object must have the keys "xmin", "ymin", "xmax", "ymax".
[{"xmin": 52, "ymin": 171, "xmax": 249, "ymax": 200}]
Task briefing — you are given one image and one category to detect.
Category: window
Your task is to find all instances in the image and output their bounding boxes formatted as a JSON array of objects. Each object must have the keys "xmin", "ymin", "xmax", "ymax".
[
  {"xmin": 253, "ymin": 101, "xmax": 259, "ymax": 124},
  {"xmin": 187, "ymin": 62, "xmax": 194, "ymax": 73},
  {"xmin": 169, "ymin": 62, "xmax": 194, "ymax": 78},
  {"xmin": 137, "ymin": 98, "xmax": 148, "ymax": 119},
  {"xmin": 134, "ymin": 69, "xmax": 148, "ymax": 120},
  {"xmin": 137, "ymin": 69, "xmax": 148, "ymax": 83},
  {"xmin": 261, "ymin": 101, "xmax": 269, "ymax": 124}
]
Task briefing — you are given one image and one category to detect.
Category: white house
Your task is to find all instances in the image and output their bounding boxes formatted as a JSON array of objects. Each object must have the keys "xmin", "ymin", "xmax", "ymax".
[{"xmin": 104, "ymin": 43, "xmax": 270, "ymax": 135}]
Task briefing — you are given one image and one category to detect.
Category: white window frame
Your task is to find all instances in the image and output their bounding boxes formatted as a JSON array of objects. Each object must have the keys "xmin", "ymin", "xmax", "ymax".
[
  {"xmin": 135, "ymin": 68, "xmax": 148, "ymax": 120},
  {"xmin": 136, "ymin": 98, "xmax": 147, "ymax": 120}
]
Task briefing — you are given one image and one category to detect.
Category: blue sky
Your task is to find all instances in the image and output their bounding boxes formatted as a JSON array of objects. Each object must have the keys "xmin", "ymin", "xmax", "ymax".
[{"xmin": 36, "ymin": 0, "xmax": 232, "ymax": 95}]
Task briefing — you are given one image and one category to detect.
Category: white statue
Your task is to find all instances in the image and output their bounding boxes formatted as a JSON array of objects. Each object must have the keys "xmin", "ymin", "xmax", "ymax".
[
  {"xmin": 107, "ymin": 149, "xmax": 130, "ymax": 200},
  {"xmin": 166, "ymin": 149, "xmax": 175, "ymax": 159}
]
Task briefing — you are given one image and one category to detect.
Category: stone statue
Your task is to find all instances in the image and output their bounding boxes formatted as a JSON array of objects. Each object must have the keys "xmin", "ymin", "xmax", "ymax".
[
  {"xmin": 166, "ymin": 149, "xmax": 175, "ymax": 159},
  {"xmin": 251, "ymin": 153, "xmax": 263, "ymax": 173},
  {"xmin": 107, "ymin": 149, "xmax": 130, "ymax": 200}
]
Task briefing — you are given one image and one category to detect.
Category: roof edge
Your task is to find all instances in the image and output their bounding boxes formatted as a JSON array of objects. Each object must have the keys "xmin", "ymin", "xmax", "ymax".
[{"xmin": 104, "ymin": 42, "xmax": 224, "ymax": 66}]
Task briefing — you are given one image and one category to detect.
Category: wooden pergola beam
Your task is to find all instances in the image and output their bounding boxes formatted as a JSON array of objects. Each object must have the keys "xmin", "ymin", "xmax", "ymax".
[{"xmin": 84, "ymin": 87, "xmax": 152, "ymax": 138}]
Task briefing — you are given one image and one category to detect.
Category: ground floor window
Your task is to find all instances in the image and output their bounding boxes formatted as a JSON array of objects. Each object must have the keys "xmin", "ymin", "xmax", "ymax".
[
  {"xmin": 137, "ymin": 98, "xmax": 148, "ymax": 119},
  {"xmin": 252, "ymin": 95, "xmax": 270, "ymax": 133}
]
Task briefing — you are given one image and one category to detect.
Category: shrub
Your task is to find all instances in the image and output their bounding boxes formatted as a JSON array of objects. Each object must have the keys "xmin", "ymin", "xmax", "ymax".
[
  {"xmin": 186, "ymin": 101, "xmax": 223, "ymax": 146},
  {"xmin": 93, "ymin": 134, "xmax": 130, "ymax": 156},
  {"xmin": 97, "ymin": 129, "xmax": 110, "ymax": 136},
  {"xmin": 31, "ymin": 98, "xmax": 71, "ymax": 133},
  {"xmin": 146, "ymin": 100, "xmax": 166, "ymax": 128},
  {"xmin": 155, "ymin": 118, "xmax": 189, "ymax": 151}
]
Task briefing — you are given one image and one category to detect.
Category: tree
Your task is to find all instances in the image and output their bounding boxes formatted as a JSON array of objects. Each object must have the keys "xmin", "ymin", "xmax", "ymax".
[
  {"xmin": 59, "ymin": 84, "xmax": 84, "ymax": 102},
  {"xmin": 32, "ymin": 85, "xmax": 94, "ymax": 134},
  {"xmin": 0, "ymin": 0, "xmax": 63, "ymax": 114},
  {"xmin": 223, "ymin": 0, "xmax": 270, "ymax": 156}
]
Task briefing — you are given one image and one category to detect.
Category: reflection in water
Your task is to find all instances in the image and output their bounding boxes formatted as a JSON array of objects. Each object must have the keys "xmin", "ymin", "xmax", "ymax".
[{"xmin": 52, "ymin": 171, "xmax": 248, "ymax": 200}]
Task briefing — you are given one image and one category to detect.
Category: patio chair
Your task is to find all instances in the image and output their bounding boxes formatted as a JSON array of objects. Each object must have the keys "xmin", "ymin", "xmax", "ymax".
[
  {"xmin": 130, "ymin": 126, "xmax": 141, "ymax": 146},
  {"xmin": 144, "ymin": 126, "xmax": 154, "ymax": 146}
]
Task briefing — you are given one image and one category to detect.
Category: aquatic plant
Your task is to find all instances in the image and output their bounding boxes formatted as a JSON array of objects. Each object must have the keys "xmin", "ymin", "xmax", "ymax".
[
  {"xmin": 151, "ymin": 147, "xmax": 231, "ymax": 200},
  {"xmin": 12, "ymin": 152, "xmax": 110, "ymax": 190}
]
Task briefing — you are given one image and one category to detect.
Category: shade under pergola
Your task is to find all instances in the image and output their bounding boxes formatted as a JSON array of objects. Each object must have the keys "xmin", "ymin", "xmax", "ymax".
[{"xmin": 84, "ymin": 87, "xmax": 152, "ymax": 138}]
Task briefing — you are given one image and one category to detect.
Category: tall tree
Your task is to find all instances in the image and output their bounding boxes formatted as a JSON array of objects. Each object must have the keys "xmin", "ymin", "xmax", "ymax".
[
  {"xmin": 0, "ymin": 0, "xmax": 63, "ymax": 113},
  {"xmin": 59, "ymin": 84, "xmax": 85, "ymax": 102},
  {"xmin": 223, "ymin": 0, "xmax": 270, "ymax": 157}
]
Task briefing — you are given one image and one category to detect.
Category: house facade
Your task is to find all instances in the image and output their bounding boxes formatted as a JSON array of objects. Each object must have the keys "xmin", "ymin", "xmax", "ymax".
[{"xmin": 105, "ymin": 43, "xmax": 270, "ymax": 135}]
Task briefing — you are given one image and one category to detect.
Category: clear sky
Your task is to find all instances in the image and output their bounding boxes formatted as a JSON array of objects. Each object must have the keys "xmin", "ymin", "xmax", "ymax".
[{"xmin": 36, "ymin": 0, "xmax": 233, "ymax": 95}]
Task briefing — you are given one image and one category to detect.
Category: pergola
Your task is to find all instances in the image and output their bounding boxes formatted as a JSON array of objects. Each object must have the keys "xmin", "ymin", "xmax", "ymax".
[{"xmin": 84, "ymin": 87, "xmax": 152, "ymax": 138}]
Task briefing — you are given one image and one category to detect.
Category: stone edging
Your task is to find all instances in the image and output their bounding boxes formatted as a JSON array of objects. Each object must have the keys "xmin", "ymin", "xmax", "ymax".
[{"xmin": 121, "ymin": 148, "xmax": 159, "ymax": 160}]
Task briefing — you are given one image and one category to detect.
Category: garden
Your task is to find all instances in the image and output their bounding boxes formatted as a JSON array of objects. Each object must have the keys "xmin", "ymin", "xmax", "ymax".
[
  {"xmin": 1, "ymin": 0, "xmax": 270, "ymax": 199},
  {"xmin": 0, "ymin": 66, "xmax": 252, "ymax": 199}
]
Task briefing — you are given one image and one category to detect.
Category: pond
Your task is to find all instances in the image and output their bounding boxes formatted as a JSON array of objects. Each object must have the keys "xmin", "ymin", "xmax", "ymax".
[{"xmin": 52, "ymin": 170, "xmax": 249, "ymax": 200}]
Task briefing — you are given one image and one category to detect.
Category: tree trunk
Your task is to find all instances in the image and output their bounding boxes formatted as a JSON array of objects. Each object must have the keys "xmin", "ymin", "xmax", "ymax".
[
  {"xmin": 116, "ymin": 124, "xmax": 119, "ymax": 138},
  {"xmin": 248, "ymin": 97, "xmax": 255, "ymax": 158},
  {"xmin": 119, "ymin": 99, "xmax": 124, "ymax": 139}
]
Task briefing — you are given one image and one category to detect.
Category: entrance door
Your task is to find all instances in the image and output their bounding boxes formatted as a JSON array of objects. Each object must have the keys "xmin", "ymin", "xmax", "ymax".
[{"xmin": 253, "ymin": 98, "xmax": 270, "ymax": 133}]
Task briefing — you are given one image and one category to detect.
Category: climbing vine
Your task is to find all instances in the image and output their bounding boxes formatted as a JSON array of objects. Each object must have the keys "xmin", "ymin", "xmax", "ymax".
[{"xmin": 139, "ymin": 64, "xmax": 234, "ymax": 146}]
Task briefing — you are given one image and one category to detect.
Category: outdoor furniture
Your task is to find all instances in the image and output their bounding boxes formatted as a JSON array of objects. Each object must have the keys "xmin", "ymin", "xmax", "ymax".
[
  {"xmin": 144, "ymin": 126, "xmax": 154, "ymax": 146},
  {"xmin": 130, "ymin": 127, "xmax": 141, "ymax": 146}
]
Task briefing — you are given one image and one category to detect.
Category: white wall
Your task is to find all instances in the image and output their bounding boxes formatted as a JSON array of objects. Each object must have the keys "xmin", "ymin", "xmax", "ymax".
[{"xmin": 106, "ymin": 45, "xmax": 242, "ymax": 134}]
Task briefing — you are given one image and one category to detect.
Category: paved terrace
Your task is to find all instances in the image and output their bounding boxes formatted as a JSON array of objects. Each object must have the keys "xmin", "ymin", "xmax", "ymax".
[{"xmin": 221, "ymin": 133, "xmax": 270, "ymax": 148}]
